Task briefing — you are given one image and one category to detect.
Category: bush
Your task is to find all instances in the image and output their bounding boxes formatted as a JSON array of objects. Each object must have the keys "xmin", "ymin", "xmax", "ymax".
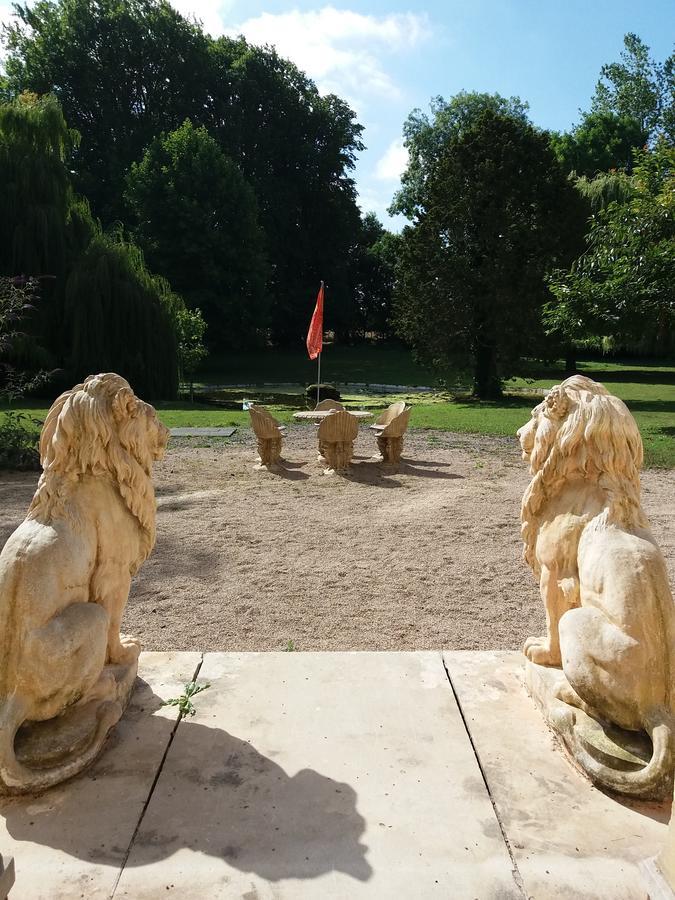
[
  {"xmin": 305, "ymin": 383, "xmax": 341, "ymax": 403},
  {"xmin": 0, "ymin": 411, "xmax": 41, "ymax": 469}
]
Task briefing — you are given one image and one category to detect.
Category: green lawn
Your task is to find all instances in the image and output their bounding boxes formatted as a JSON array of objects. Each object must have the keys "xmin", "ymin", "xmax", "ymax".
[{"xmin": 2, "ymin": 350, "xmax": 673, "ymax": 467}]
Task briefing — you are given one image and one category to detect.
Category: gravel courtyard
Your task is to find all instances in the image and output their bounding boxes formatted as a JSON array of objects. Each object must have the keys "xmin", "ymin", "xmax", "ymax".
[{"xmin": 1, "ymin": 426, "xmax": 673, "ymax": 652}]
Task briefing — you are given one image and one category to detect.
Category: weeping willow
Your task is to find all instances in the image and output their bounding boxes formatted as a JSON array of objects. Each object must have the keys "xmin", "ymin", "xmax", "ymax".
[
  {"xmin": 0, "ymin": 93, "xmax": 181, "ymax": 398},
  {"xmin": 65, "ymin": 229, "xmax": 179, "ymax": 399},
  {"xmin": 0, "ymin": 93, "xmax": 76, "ymax": 278},
  {"xmin": 575, "ymin": 171, "xmax": 636, "ymax": 214}
]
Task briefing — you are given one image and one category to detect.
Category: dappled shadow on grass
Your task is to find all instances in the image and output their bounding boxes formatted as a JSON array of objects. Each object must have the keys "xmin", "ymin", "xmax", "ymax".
[
  {"xmin": 454, "ymin": 394, "xmax": 541, "ymax": 409},
  {"xmin": 580, "ymin": 369, "xmax": 675, "ymax": 384},
  {"xmin": 622, "ymin": 399, "xmax": 675, "ymax": 414}
]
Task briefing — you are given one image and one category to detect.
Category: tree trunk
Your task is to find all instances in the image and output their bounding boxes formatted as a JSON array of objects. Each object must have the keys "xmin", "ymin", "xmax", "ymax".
[
  {"xmin": 473, "ymin": 344, "xmax": 502, "ymax": 399},
  {"xmin": 564, "ymin": 347, "xmax": 577, "ymax": 374}
]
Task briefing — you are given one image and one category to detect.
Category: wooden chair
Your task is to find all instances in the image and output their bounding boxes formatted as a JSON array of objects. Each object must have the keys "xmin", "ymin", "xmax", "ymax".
[
  {"xmin": 317, "ymin": 410, "xmax": 359, "ymax": 474},
  {"xmin": 369, "ymin": 400, "xmax": 406, "ymax": 434},
  {"xmin": 314, "ymin": 399, "xmax": 345, "ymax": 411},
  {"xmin": 314, "ymin": 399, "xmax": 343, "ymax": 460},
  {"xmin": 248, "ymin": 405, "xmax": 284, "ymax": 469},
  {"xmin": 375, "ymin": 406, "xmax": 411, "ymax": 467}
]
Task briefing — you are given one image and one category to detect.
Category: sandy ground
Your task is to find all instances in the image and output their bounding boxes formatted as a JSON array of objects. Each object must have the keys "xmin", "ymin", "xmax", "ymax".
[{"xmin": 1, "ymin": 426, "xmax": 673, "ymax": 652}]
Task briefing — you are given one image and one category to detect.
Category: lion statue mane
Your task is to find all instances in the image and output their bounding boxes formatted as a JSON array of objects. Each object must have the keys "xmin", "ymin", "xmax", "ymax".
[
  {"xmin": 0, "ymin": 373, "xmax": 169, "ymax": 794},
  {"xmin": 517, "ymin": 375, "xmax": 675, "ymax": 799}
]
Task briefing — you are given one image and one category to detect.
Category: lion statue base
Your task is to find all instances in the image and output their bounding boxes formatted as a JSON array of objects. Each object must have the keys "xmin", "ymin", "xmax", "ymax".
[
  {"xmin": 0, "ymin": 373, "xmax": 168, "ymax": 795},
  {"xmin": 518, "ymin": 375, "xmax": 675, "ymax": 801}
]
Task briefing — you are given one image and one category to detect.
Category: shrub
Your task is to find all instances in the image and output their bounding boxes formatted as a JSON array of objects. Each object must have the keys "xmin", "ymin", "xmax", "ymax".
[
  {"xmin": 305, "ymin": 383, "xmax": 341, "ymax": 403},
  {"xmin": 0, "ymin": 411, "xmax": 41, "ymax": 469}
]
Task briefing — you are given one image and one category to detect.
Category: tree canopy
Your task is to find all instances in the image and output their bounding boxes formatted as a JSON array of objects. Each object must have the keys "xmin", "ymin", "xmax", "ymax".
[
  {"xmin": 550, "ymin": 111, "xmax": 647, "ymax": 177},
  {"xmin": 125, "ymin": 119, "xmax": 268, "ymax": 348},
  {"xmin": 591, "ymin": 33, "xmax": 674, "ymax": 140},
  {"xmin": 391, "ymin": 91, "xmax": 530, "ymax": 220},
  {"xmin": 0, "ymin": 91, "xmax": 185, "ymax": 397},
  {"xmin": 548, "ymin": 141, "xmax": 675, "ymax": 355},
  {"xmin": 394, "ymin": 108, "xmax": 587, "ymax": 398},
  {"xmin": 2, "ymin": 0, "xmax": 366, "ymax": 345}
]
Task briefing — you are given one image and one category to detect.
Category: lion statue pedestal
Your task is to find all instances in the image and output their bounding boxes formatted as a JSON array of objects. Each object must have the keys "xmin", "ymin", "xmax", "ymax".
[
  {"xmin": 517, "ymin": 375, "xmax": 675, "ymax": 801},
  {"xmin": 0, "ymin": 373, "xmax": 169, "ymax": 794}
]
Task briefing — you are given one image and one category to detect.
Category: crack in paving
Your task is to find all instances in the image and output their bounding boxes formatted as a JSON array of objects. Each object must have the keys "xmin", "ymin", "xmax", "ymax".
[
  {"xmin": 441, "ymin": 653, "xmax": 528, "ymax": 899},
  {"xmin": 109, "ymin": 652, "xmax": 205, "ymax": 899}
]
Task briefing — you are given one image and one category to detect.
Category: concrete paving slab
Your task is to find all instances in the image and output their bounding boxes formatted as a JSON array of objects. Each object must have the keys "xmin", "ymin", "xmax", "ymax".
[
  {"xmin": 444, "ymin": 650, "xmax": 669, "ymax": 900},
  {"xmin": 0, "ymin": 651, "xmax": 201, "ymax": 900},
  {"xmin": 115, "ymin": 651, "xmax": 521, "ymax": 899},
  {"xmin": 169, "ymin": 427, "xmax": 236, "ymax": 437}
]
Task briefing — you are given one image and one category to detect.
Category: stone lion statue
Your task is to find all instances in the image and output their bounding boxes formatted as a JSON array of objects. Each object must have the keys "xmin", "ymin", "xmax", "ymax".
[
  {"xmin": 518, "ymin": 375, "xmax": 675, "ymax": 799},
  {"xmin": 0, "ymin": 373, "xmax": 168, "ymax": 794}
]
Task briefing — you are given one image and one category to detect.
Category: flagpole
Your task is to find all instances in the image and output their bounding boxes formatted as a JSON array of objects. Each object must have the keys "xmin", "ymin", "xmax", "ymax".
[
  {"xmin": 316, "ymin": 351, "xmax": 321, "ymax": 406},
  {"xmin": 316, "ymin": 280, "xmax": 324, "ymax": 406}
]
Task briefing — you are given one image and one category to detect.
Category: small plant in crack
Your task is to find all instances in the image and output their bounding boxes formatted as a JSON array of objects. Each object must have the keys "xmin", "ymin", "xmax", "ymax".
[
  {"xmin": 161, "ymin": 680, "xmax": 211, "ymax": 717},
  {"xmin": 284, "ymin": 640, "xmax": 297, "ymax": 652}
]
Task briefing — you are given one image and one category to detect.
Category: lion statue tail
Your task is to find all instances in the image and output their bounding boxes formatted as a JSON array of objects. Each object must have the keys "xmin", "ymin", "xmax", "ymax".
[
  {"xmin": 569, "ymin": 712, "xmax": 673, "ymax": 801},
  {"xmin": 0, "ymin": 695, "xmax": 122, "ymax": 795}
]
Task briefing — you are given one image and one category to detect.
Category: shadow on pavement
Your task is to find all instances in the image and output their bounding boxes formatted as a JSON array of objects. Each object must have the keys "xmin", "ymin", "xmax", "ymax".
[{"xmin": 2, "ymin": 682, "xmax": 372, "ymax": 885}]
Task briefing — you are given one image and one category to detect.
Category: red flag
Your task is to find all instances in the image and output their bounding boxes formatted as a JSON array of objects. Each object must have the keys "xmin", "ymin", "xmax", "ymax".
[{"xmin": 306, "ymin": 281, "xmax": 324, "ymax": 360}]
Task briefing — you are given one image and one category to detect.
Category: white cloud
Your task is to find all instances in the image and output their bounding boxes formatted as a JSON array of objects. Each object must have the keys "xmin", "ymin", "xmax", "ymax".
[
  {"xmin": 170, "ymin": 0, "xmax": 234, "ymax": 38},
  {"xmin": 375, "ymin": 138, "xmax": 408, "ymax": 181},
  {"xmin": 223, "ymin": 7, "xmax": 430, "ymax": 101}
]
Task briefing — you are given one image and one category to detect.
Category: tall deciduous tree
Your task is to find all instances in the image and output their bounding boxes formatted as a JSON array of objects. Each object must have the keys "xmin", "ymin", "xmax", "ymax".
[
  {"xmin": 3, "ymin": 2, "xmax": 365, "ymax": 344},
  {"xmin": 548, "ymin": 142, "xmax": 675, "ymax": 355},
  {"xmin": 0, "ymin": 92, "xmax": 183, "ymax": 397},
  {"xmin": 394, "ymin": 109, "xmax": 587, "ymax": 398},
  {"xmin": 550, "ymin": 111, "xmax": 647, "ymax": 177},
  {"xmin": 391, "ymin": 91, "xmax": 530, "ymax": 220},
  {"xmin": 351, "ymin": 213, "xmax": 399, "ymax": 339},
  {"xmin": 591, "ymin": 33, "xmax": 675, "ymax": 142},
  {"xmin": 206, "ymin": 38, "xmax": 363, "ymax": 344},
  {"xmin": 125, "ymin": 119, "xmax": 268, "ymax": 348},
  {"xmin": 3, "ymin": 0, "xmax": 211, "ymax": 222}
]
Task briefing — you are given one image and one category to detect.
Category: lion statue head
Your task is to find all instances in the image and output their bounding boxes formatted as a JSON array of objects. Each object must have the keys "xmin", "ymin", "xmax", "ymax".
[
  {"xmin": 517, "ymin": 375, "xmax": 646, "ymax": 573},
  {"xmin": 28, "ymin": 373, "xmax": 169, "ymax": 570}
]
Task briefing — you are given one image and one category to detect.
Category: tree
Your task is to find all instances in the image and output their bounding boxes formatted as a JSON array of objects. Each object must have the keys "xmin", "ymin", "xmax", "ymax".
[
  {"xmin": 591, "ymin": 33, "xmax": 675, "ymax": 142},
  {"xmin": 0, "ymin": 276, "xmax": 48, "ymax": 400},
  {"xmin": 391, "ymin": 91, "xmax": 531, "ymax": 220},
  {"xmin": 548, "ymin": 141, "xmax": 675, "ymax": 355},
  {"xmin": 125, "ymin": 119, "xmax": 268, "ymax": 347},
  {"xmin": 394, "ymin": 109, "xmax": 587, "ymax": 398},
  {"xmin": 176, "ymin": 306, "xmax": 207, "ymax": 401},
  {"xmin": 592, "ymin": 34, "xmax": 663, "ymax": 136},
  {"xmin": 3, "ymin": 0, "xmax": 211, "ymax": 222},
  {"xmin": 351, "ymin": 213, "xmax": 399, "ymax": 338},
  {"xmin": 550, "ymin": 111, "xmax": 647, "ymax": 177},
  {"xmin": 574, "ymin": 170, "xmax": 635, "ymax": 215},
  {"xmin": 64, "ymin": 228, "xmax": 180, "ymax": 398},
  {"xmin": 0, "ymin": 91, "xmax": 77, "ymax": 281},
  {"xmin": 0, "ymin": 91, "xmax": 184, "ymax": 397},
  {"xmin": 3, "ymin": 4, "xmax": 366, "ymax": 344},
  {"xmin": 206, "ymin": 38, "xmax": 364, "ymax": 344}
]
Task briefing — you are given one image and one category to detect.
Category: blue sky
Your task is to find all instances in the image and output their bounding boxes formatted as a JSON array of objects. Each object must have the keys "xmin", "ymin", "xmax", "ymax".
[{"xmin": 2, "ymin": 0, "xmax": 674, "ymax": 228}]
